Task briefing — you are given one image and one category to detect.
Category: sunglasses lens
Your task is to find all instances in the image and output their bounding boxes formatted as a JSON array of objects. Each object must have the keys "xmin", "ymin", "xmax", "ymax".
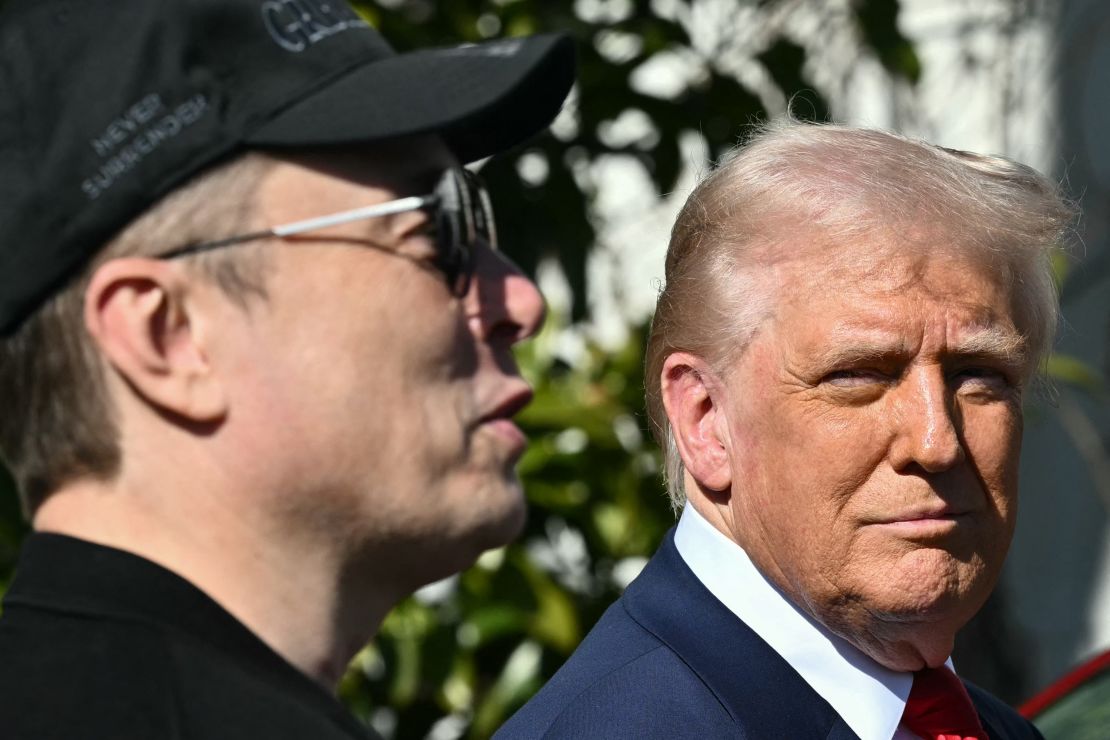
[
  {"xmin": 429, "ymin": 208, "xmax": 462, "ymax": 295},
  {"xmin": 431, "ymin": 168, "xmax": 496, "ymax": 297},
  {"xmin": 464, "ymin": 169, "xmax": 497, "ymax": 250}
]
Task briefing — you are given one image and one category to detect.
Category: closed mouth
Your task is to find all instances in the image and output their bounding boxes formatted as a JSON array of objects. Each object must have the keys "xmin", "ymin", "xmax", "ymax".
[{"xmin": 478, "ymin": 385, "xmax": 533, "ymax": 425}]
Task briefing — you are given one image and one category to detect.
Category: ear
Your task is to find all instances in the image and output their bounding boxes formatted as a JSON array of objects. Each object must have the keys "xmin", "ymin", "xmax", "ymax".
[
  {"xmin": 84, "ymin": 258, "xmax": 227, "ymax": 423},
  {"xmin": 660, "ymin": 352, "xmax": 732, "ymax": 493}
]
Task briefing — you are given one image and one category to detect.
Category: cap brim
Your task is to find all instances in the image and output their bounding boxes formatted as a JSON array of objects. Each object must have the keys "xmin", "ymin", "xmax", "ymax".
[{"xmin": 246, "ymin": 33, "xmax": 575, "ymax": 163}]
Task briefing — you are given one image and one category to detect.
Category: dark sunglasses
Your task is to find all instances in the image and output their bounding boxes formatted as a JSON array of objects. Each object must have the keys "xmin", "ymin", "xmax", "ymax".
[{"xmin": 157, "ymin": 167, "xmax": 496, "ymax": 297}]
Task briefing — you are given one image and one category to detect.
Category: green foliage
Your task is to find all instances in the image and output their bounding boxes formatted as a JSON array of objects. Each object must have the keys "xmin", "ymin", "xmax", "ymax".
[
  {"xmin": 853, "ymin": 0, "xmax": 921, "ymax": 83},
  {"xmin": 1048, "ymin": 354, "xmax": 1107, "ymax": 398},
  {"xmin": 348, "ymin": 0, "xmax": 916, "ymax": 319}
]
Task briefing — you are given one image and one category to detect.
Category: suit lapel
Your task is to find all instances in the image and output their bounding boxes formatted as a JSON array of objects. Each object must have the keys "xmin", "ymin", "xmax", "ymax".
[
  {"xmin": 622, "ymin": 529, "xmax": 860, "ymax": 739},
  {"xmin": 966, "ymin": 681, "xmax": 1032, "ymax": 740}
]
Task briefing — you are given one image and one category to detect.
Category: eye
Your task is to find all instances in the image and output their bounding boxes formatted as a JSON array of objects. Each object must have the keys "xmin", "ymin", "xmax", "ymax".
[
  {"xmin": 951, "ymin": 366, "xmax": 1015, "ymax": 396},
  {"xmin": 822, "ymin": 369, "xmax": 891, "ymax": 388},
  {"xmin": 396, "ymin": 218, "xmax": 440, "ymax": 262},
  {"xmin": 417, "ymin": 217, "xmax": 439, "ymax": 241},
  {"xmin": 816, "ymin": 368, "xmax": 893, "ymax": 405}
]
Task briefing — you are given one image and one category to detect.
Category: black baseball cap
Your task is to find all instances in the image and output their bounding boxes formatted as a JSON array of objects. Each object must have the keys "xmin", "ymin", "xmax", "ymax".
[{"xmin": 0, "ymin": 0, "xmax": 576, "ymax": 335}]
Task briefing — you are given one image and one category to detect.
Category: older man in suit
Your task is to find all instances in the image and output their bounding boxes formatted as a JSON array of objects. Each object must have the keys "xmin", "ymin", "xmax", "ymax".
[{"xmin": 497, "ymin": 123, "xmax": 1068, "ymax": 739}]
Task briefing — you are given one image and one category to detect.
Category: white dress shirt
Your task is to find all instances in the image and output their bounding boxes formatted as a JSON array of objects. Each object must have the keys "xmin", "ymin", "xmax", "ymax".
[{"xmin": 674, "ymin": 504, "xmax": 953, "ymax": 740}]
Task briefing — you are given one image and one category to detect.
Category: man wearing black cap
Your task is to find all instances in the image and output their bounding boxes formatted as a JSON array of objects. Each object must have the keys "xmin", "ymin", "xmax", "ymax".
[{"xmin": 0, "ymin": 1, "xmax": 574, "ymax": 738}]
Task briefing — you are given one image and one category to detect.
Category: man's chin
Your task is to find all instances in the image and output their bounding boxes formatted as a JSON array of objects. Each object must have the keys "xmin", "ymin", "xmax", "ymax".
[
  {"xmin": 417, "ymin": 509, "xmax": 526, "ymax": 588},
  {"xmin": 815, "ymin": 592, "xmax": 969, "ymax": 672},
  {"xmin": 862, "ymin": 633, "xmax": 959, "ymax": 673},
  {"xmin": 451, "ymin": 476, "xmax": 528, "ymax": 559},
  {"xmin": 851, "ymin": 543, "xmax": 994, "ymax": 612},
  {"xmin": 476, "ymin": 486, "xmax": 528, "ymax": 548}
]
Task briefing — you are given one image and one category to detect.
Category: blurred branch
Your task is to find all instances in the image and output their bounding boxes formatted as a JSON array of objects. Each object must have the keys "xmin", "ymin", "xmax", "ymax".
[{"xmin": 1055, "ymin": 389, "xmax": 1110, "ymax": 517}]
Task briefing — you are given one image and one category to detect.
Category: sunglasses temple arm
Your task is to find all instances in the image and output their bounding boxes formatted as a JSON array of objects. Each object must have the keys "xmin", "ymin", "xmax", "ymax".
[
  {"xmin": 158, "ymin": 193, "xmax": 441, "ymax": 260},
  {"xmin": 271, "ymin": 195, "xmax": 436, "ymax": 238}
]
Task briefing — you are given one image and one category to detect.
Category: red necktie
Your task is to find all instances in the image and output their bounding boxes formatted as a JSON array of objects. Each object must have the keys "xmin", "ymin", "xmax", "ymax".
[{"xmin": 901, "ymin": 666, "xmax": 988, "ymax": 740}]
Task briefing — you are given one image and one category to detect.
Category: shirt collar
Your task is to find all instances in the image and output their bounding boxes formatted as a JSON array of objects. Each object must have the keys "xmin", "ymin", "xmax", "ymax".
[{"xmin": 674, "ymin": 504, "xmax": 913, "ymax": 740}]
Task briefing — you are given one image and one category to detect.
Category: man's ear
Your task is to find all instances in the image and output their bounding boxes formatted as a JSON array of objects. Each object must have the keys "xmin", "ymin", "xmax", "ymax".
[
  {"xmin": 660, "ymin": 352, "xmax": 732, "ymax": 493},
  {"xmin": 84, "ymin": 258, "xmax": 227, "ymax": 422}
]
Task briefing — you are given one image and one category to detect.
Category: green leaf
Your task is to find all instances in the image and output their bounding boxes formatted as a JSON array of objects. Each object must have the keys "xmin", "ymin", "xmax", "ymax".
[
  {"xmin": 757, "ymin": 38, "xmax": 830, "ymax": 122},
  {"xmin": 512, "ymin": 550, "xmax": 581, "ymax": 653},
  {"xmin": 469, "ymin": 641, "xmax": 543, "ymax": 738},
  {"xmin": 853, "ymin": 0, "xmax": 922, "ymax": 83},
  {"xmin": 1047, "ymin": 355, "xmax": 1107, "ymax": 397}
]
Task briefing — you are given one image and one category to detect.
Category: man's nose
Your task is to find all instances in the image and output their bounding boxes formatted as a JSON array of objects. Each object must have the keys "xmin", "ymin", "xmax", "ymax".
[
  {"xmin": 888, "ymin": 367, "xmax": 965, "ymax": 474},
  {"xmin": 464, "ymin": 243, "xmax": 546, "ymax": 344}
]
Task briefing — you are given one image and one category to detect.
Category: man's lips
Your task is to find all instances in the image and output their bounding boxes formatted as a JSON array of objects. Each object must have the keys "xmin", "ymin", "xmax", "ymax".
[
  {"xmin": 884, "ymin": 504, "xmax": 960, "ymax": 522},
  {"xmin": 477, "ymin": 385, "xmax": 534, "ymax": 454},
  {"xmin": 865, "ymin": 505, "xmax": 973, "ymax": 536},
  {"xmin": 479, "ymin": 385, "xmax": 534, "ymax": 423}
]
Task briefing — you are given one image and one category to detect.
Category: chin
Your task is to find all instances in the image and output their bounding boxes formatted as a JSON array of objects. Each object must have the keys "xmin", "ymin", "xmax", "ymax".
[
  {"xmin": 415, "ymin": 512, "xmax": 526, "ymax": 589},
  {"xmin": 818, "ymin": 588, "xmax": 970, "ymax": 672},
  {"xmin": 871, "ymin": 588, "xmax": 976, "ymax": 626},
  {"xmin": 440, "ymin": 477, "xmax": 527, "ymax": 566},
  {"xmin": 871, "ymin": 636, "xmax": 958, "ymax": 673},
  {"xmin": 875, "ymin": 546, "xmax": 990, "ymax": 611},
  {"xmin": 471, "ymin": 484, "xmax": 528, "ymax": 550}
]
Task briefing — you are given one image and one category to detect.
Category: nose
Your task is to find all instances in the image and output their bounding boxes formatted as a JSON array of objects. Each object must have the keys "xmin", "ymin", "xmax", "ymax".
[
  {"xmin": 888, "ymin": 367, "xmax": 965, "ymax": 474},
  {"xmin": 464, "ymin": 242, "xmax": 546, "ymax": 344}
]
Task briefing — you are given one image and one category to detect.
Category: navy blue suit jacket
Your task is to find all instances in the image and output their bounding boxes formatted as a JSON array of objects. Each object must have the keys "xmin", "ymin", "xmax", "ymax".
[{"xmin": 496, "ymin": 529, "xmax": 1042, "ymax": 739}]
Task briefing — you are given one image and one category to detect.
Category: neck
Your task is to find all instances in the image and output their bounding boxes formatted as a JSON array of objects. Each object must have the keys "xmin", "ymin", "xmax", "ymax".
[{"xmin": 33, "ymin": 474, "xmax": 393, "ymax": 688}]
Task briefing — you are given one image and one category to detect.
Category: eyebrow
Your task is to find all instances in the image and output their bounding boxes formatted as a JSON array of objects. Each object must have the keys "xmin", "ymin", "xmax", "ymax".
[
  {"xmin": 948, "ymin": 329, "xmax": 1029, "ymax": 366},
  {"xmin": 813, "ymin": 326, "xmax": 1029, "ymax": 370}
]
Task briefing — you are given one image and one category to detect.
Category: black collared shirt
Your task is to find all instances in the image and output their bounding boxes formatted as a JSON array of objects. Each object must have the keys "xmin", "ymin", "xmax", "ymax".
[{"xmin": 0, "ymin": 533, "xmax": 379, "ymax": 739}]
